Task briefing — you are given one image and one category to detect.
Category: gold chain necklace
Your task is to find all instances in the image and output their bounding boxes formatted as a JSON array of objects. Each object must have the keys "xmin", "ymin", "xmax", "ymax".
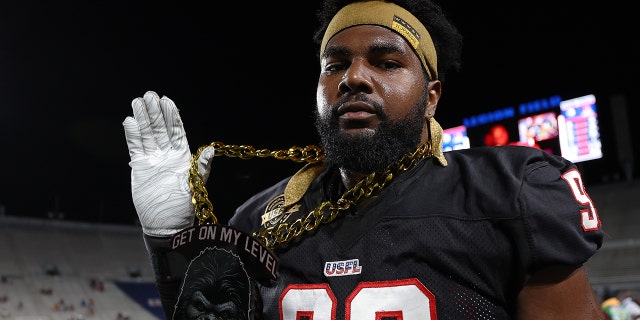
[{"xmin": 189, "ymin": 141, "xmax": 433, "ymax": 249}]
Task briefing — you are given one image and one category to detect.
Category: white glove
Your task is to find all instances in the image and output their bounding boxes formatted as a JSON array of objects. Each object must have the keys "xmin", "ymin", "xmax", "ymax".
[{"xmin": 122, "ymin": 91, "xmax": 215, "ymax": 237}]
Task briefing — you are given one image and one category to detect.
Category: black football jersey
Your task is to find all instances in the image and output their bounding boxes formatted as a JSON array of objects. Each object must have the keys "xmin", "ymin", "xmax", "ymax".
[{"xmin": 228, "ymin": 146, "xmax": 603, "ymax": 319}]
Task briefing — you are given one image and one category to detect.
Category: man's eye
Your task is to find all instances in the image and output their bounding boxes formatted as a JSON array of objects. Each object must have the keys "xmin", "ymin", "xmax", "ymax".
[
  {"xmin": 381, "ymin": 61, "xmax": 401, "ymax": 69},
  {"xmin": 324, "ymin": 62, "xmax": 347, "ymax": 72}
]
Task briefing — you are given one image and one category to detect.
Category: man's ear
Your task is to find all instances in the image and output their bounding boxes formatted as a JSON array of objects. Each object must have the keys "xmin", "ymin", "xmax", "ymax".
[{"xmin": 425, "ymin": 80, "xmax": 442, "ymax": 119}]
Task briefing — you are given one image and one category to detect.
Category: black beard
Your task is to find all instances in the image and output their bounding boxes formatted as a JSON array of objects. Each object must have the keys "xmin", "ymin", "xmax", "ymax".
[{"xmin": 314, "ymin": 94, "xmax": 427, "ymax": 173}]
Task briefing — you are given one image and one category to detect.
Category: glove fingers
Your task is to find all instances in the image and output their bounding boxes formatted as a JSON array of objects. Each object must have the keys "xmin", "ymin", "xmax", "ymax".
[
  {"xmin": 197, "ymin": 146, "xmax": 215, "ymax": 182},
  {"xmin": 131, "ymin": 94, "xmax": 157, "ymax": 153},
  {"xmin": 143, "ymin": 91, "xmax": 171, "ymax": 152},
  {"xmin": 122, "ymin": 116, "xmax": 144, "ymax": 161},
  {"xmin": 159, "ymin": 95, "xmax": 189, "ymax": 151}
]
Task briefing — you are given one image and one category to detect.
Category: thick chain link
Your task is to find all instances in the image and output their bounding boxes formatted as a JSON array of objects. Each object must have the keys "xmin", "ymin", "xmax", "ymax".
[
  {"xmin": 189, "ymin": 142, "xmax": 325, "ymax": 225},
  {"xmin": 189, "ymin": 141, "xmax": 432, "ymax": 249}
]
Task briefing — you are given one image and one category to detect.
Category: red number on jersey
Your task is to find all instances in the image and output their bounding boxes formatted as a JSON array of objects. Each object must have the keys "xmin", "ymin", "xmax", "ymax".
[
  {"xmin": 280, "ymin": 278, "xmax": 437, "ymax": 319},
  {"xmin": 561, "ymin": 169, "xmax": 600, "ymax": 231}
]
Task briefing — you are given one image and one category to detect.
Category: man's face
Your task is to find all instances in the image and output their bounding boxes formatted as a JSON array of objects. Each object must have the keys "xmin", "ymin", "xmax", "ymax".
[{"xmin": 315, "ymin": 25, "xmax": 430, "ymax": 172}]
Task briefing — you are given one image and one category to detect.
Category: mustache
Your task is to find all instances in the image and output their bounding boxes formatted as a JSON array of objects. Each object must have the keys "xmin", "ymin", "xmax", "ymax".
[{"xmin": 331, "ymin": 93, "xmax": 385, "ymax": 117}]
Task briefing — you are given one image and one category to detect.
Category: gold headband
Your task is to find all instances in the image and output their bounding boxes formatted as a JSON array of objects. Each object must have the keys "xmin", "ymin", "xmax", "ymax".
[
  {"xmin": 429, "ymin": 117, "xmax": 447, "ymax": 166},
  {"xmin": 320, "ymin": 0, "xmax": 438, "ymax": 80}
]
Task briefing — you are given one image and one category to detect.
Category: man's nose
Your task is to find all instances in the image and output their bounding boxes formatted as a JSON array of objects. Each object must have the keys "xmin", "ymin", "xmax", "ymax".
[{"xmin": 338, "ymin": 59, "xmax": 374, "ymax": 95}]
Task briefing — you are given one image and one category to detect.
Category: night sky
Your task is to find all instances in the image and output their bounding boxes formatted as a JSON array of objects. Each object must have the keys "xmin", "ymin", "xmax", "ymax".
[{"xmin": 0, "ymin": 1, "xmax": 637, "ymax": 226}]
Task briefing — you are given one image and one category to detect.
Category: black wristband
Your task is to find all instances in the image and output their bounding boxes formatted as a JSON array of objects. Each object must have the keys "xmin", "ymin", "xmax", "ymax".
[
  {"xmin": 142, "ymin": 233, "xmax": 187, "ymax": 319},
  {"xmin": 142, "ymin": 234, "xmax": 187, "ymax": 282}
]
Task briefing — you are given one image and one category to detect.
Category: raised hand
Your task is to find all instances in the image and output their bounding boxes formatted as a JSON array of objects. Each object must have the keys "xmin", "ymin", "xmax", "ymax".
[{"xmin": 123, "ymin": 91, "xmax": 214, "ymax": 237}]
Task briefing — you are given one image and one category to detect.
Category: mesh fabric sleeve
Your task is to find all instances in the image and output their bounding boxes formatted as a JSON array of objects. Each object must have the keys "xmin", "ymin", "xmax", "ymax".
[{"xmin": 518, "ymin": 154, "xmax": 603, "ymax": 272}]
